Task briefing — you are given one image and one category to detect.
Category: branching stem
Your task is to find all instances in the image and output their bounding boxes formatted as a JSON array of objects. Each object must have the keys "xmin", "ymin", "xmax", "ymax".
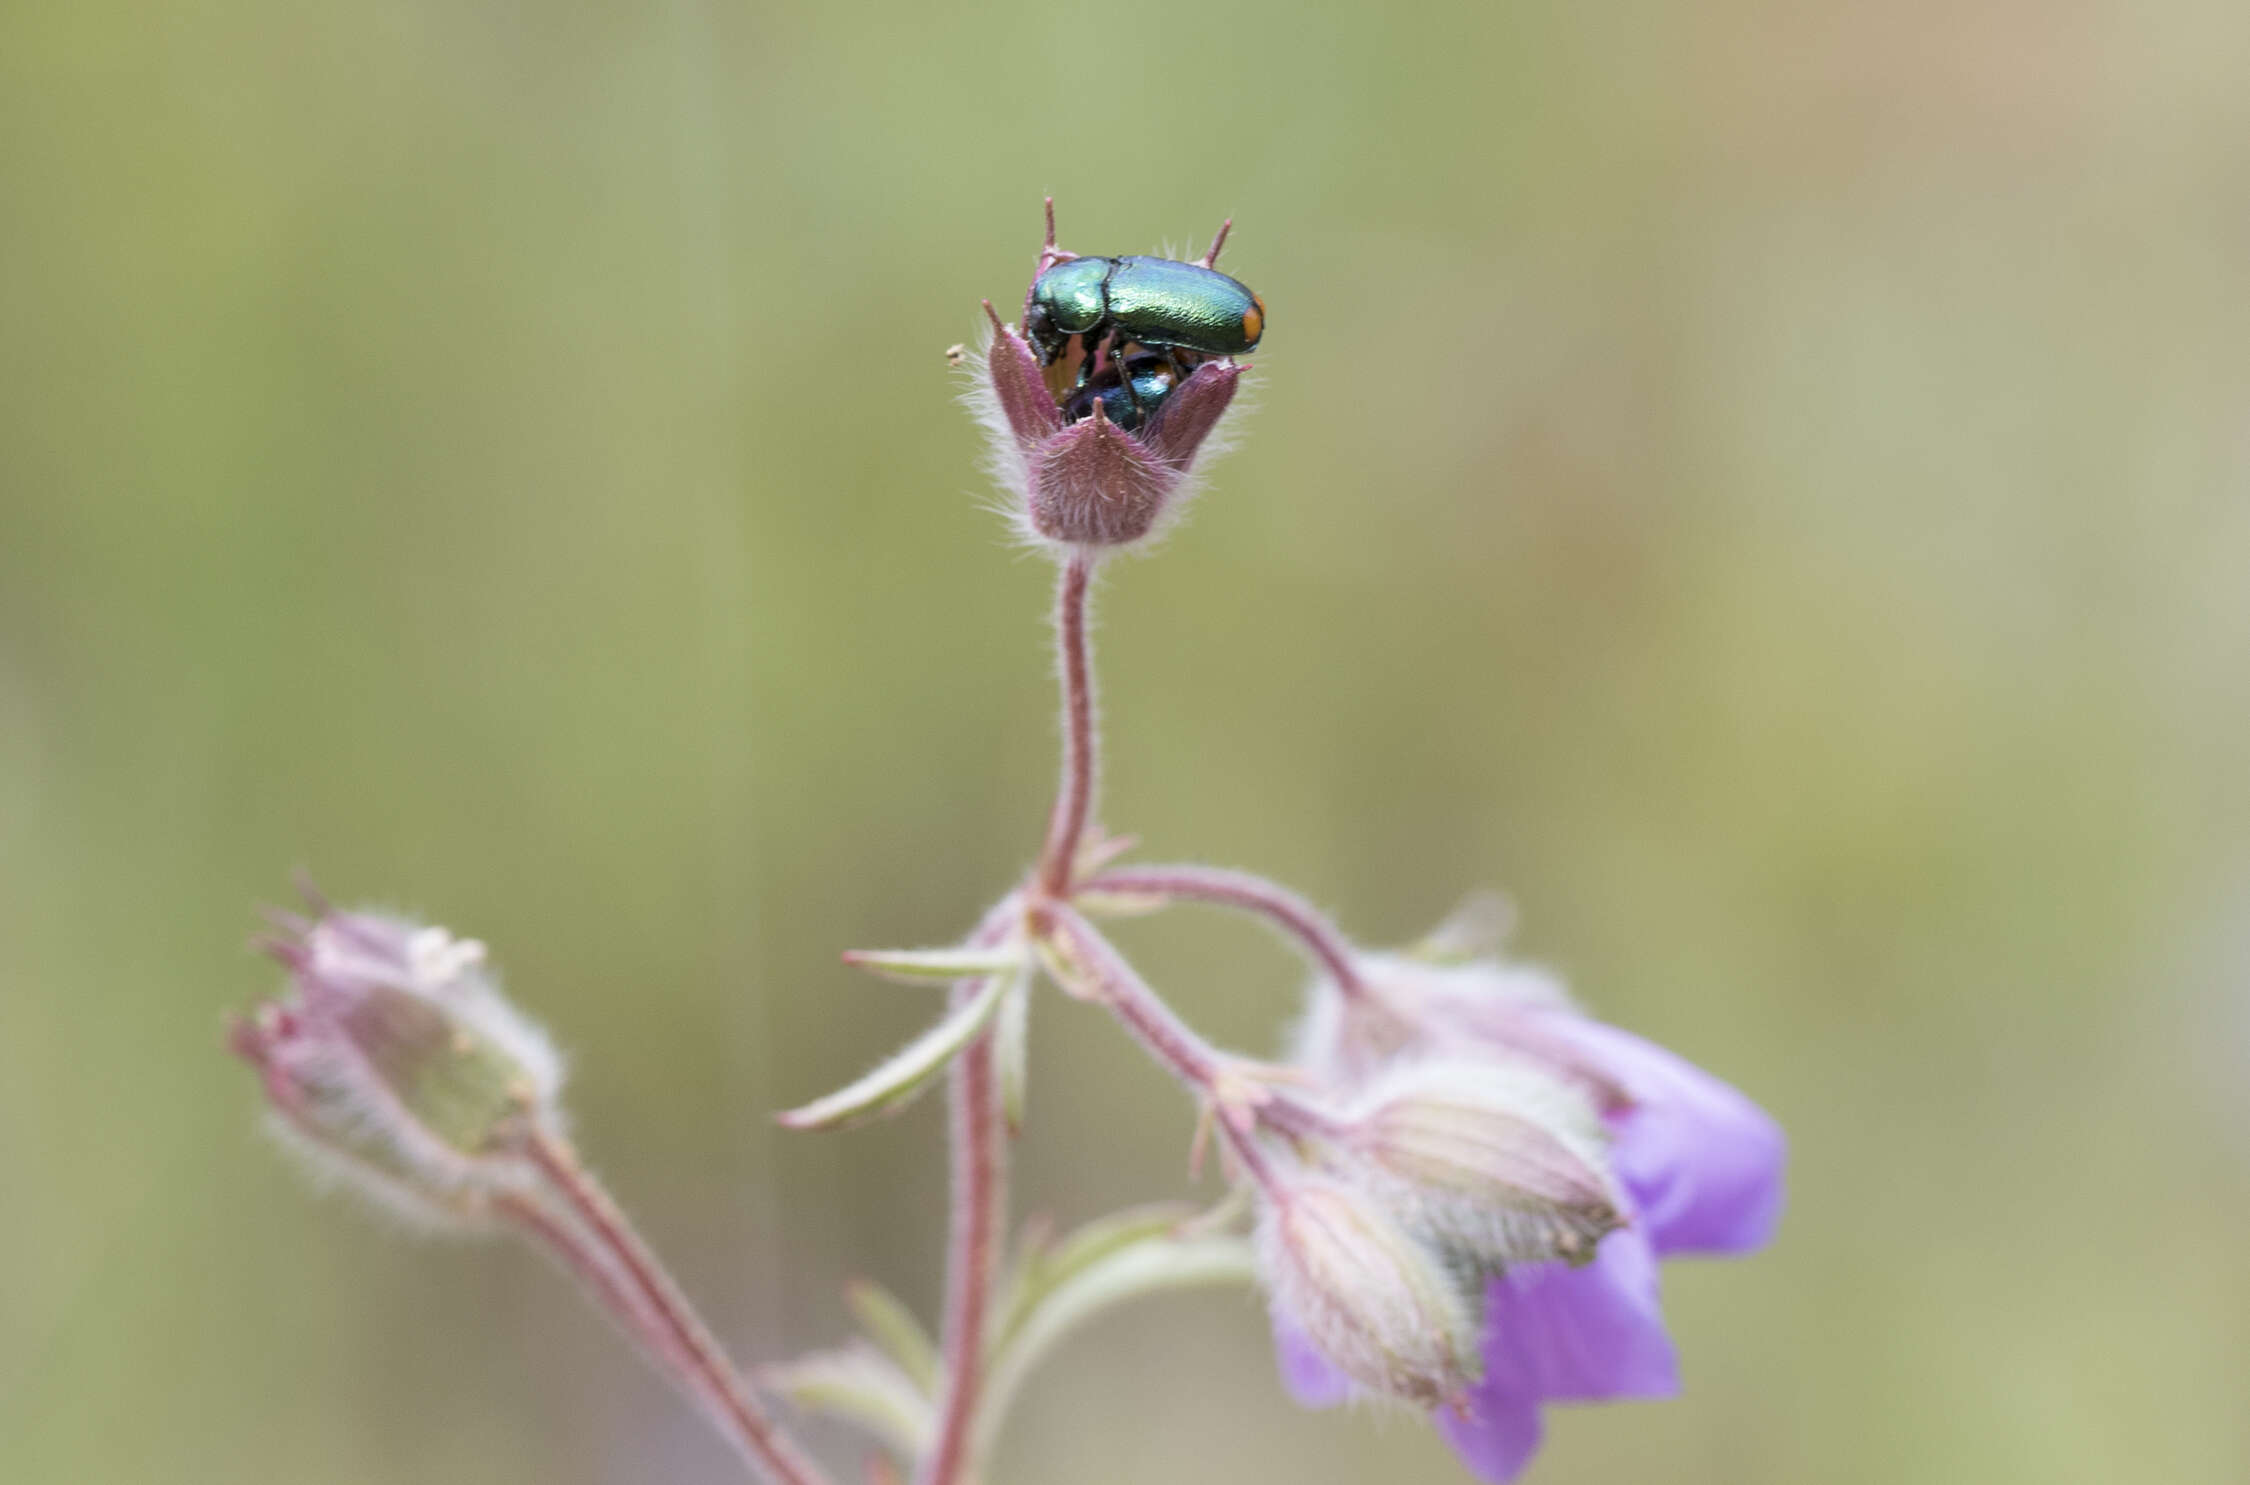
[
  {"xmin": 1045, "ymin": 903, "xmax": 1223, "ymax": 1091},
  {"xmin": 923, "ymin": 546, "xmax": 1351, "ymax": 1482},
  {"xmin": 1080, "ymin": 864, "xmax": 1369, "ymax": 998},
  {"xmin": 925, "ymin": 554, "xmax": 1097, "ymax": 1485},
  {"xmin": 1043, "ymin": 904, "xmax": 1309, "ymax": 1190}
]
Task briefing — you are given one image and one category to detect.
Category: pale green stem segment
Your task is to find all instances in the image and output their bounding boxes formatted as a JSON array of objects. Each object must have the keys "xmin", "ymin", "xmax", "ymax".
[
  {"xmin": 974, "ymin": 1234, "xmax": 1256, "ymax": 1459},
  {"xmin": 776, "ymin": 963, "xmax": 1024, "ymax": 1132}
]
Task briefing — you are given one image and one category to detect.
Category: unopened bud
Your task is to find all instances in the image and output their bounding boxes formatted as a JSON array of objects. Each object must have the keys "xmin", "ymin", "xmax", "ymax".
[
  {"xmin": 1254, "ymin": 1175, "xmax": 1482, "ymax": 1408},
  {"xmin": 1343, "ymin": 1060, "xmax": 1624, "ymax": 1270},
  {"xmin": 230, "ymin": 904, "xmax": 564, "ymax": 1228}
]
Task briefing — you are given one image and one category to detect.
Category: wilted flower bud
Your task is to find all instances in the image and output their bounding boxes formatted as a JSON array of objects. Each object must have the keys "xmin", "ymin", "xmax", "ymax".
[
  {"xmin": 981, "ymin": 317, "xmax": 1240, "ymax": 550},
  {"xmin": 1340, "ymin": 1059, "xmax": 1625, "ymax": 1270},
  {"xmin": 1254, "ymin": 1173, "xmax": 1483, "ymax": 1408},
  {"xmin": 973, "ymin": 206, "xmax": 1247, "ymax": 553},
  {"xmin": 230, "ymin": 904, "xmax": 565, "ymax": 1229}
]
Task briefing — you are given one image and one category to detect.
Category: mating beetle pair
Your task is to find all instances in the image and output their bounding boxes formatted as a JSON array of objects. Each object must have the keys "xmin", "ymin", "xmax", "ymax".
[{"xmin": 1020, "ymin": 211, "xmax": 1265, "ymax": 434}]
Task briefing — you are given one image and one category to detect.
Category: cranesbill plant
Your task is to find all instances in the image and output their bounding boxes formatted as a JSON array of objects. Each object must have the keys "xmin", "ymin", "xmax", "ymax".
[{"xmin": 228, "ymin": 202, "xmax": 1784, "ymax": 1485}]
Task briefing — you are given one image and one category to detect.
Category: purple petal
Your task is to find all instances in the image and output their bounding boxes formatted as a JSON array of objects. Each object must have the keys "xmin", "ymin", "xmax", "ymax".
[
  {"xmin": 1485, "ymin": 1225, "xmax": 1678, "ymax": 1402},
  {"xmin": 1271, "ymin": 1314, "xmax": 1354, "ymax": 1409},
  {"xmin": 1562, "ymin": 1021, "xmax": 1787, "ymax": 1257},
  {"xmin": 1435, "ymin": 1381, "xmax": 1545, "ymax": 1483}
]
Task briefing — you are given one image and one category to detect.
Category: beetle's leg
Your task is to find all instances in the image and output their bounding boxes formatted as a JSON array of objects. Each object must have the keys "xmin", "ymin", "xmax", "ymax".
[
  {"xmin": 1112, "ymin": 331, "xmax": 1149, "ymax": 426},
  {"xmin": 1158, "ymin": 348, "xmax": 1197, "ymax": 405}
]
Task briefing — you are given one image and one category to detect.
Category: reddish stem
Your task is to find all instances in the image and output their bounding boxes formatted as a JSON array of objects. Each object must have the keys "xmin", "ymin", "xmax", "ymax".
[
  {"xmin": 1035, "ymin": 556, "xmax": 1097, "ymax": 899},
  {"xmin": 499, "ymin": 1191, "xmax": 698, "ymax": 1378},
  {"xmin": 1081, "ymin": 864, "xmax": 1368, "ymax": 998},
  {"xmin": 525, "ymin": 1133, "xmax": 832, "ymax": 1485},
  {"xmin": 1046, "ymin": 904, "xmax": 1222, "ymax": 1091},
  {"xmin": 1043, "ymin": 904, "xmax": 1307, "ymax": 1191},
  {"xmin": 919, "ymin": 1030, "xmax": 1001, "ymax": 1485},
  {"xmin": 918, "ymin": 906, "xmax": 1023, "ymax": 1485}
]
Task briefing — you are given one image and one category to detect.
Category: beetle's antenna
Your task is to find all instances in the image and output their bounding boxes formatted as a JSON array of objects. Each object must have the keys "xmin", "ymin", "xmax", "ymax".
[{"xmin": 1199, "ymin": 218, "xmax": 1234, "ymax": 269}]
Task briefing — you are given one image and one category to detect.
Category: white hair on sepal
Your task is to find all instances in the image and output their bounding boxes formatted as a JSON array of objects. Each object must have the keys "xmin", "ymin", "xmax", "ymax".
[
  {"xmin": 962, "ymin": 332, "xmax": 1258, "ymax": 563},
  {"xmin": 259, "ymin": 1109, "xmax": 498, "ymax": 1238},
  {"xmin": 957, "ymin": 318, "xmax": 1043, "ymax": 553}
]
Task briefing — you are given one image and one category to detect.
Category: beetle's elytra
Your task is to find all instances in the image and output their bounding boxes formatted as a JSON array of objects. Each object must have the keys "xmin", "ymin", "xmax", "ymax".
[{"xmin": 1025, "ymin": 255, "xmax": 1265, "ymax": 367}]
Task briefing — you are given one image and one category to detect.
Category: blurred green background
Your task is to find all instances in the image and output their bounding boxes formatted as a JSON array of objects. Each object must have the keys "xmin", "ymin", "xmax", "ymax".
[{"xmin": 6, "ymin": 0, "xmax": 2248, "ymax": 1480}]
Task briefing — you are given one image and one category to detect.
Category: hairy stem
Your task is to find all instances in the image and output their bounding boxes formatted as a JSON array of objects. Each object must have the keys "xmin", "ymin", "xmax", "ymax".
[
  {"xmin": 918, "ymin": 908, "xmax": 1023, "ymax": 1485},
  {"xmin": 1042, "ymin": 904, "xmax": 1305, "ymax": 1188},
  {"xmin": 920, "ymin": 1026, "xmax": 1002, "ymax": 1485},
  {"xmin": 524, "ymin": 1132, "xmax": 832, "ymax": 1485},
  {"xmin": 1046, "ymin": 903, "xmax": 1223, "ymax": 1091},
  {"xmin": 1035, "ymin": 555, "xmax": 1097, "ymax": 899},
  {"xmin": 500, "ymin": 1192, "xmax": 699, "ymax": 1380},
  {"xmin": 1080, "ymin": 864, "xmax": 1368, "ymax": 997},
  {"xmin": 926, "ymin": 552, "xmax": 1098, "ymax": 1482}
]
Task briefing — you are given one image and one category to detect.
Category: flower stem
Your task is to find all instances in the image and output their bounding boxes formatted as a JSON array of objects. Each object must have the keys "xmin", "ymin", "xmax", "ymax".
[
  {"xmin": 919, "ymin": 1022, "xmax": 1003, "ymax": 1485},
  {"xmin": 499, "ymin": 1191, "xmax": 698, "ymax": 1380},
  {"xmin": 1042, "ymin": 904, "xmax": 1308, "ymax": 1188},
  {"xmin": 1035, "ymin": 555, "xmax": 1097, "ymax": 899},
  {"xmin": 522, "ymin": 1131, "xmax": 832, "ymax": 1485},
  {"xmin": 917, "ymin": 906, "xmax": 1024, "ymax": 1485},
  {"xmin": 1046, "ymin": 903, "xmax": 1223, "ymax": 1092},
  {"xmin": 1079, "ymin": 864, "xmax": 1368, "ymax": 998}
]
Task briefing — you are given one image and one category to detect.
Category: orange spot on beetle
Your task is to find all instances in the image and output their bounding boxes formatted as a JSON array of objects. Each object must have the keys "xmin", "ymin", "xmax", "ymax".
[{"xmin": 1241, "ymin": 298, "xmax": 1265, "ymax": 347}]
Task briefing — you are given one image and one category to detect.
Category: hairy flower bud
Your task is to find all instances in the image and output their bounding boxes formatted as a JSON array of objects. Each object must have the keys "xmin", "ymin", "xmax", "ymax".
[
  {"xmin": 980, "ymin": 317, "xmax": 1240, "ymax": 550},
  {"xmin": 1254, "ymin": 1174, "xmax": 1483, "ymax": 1408},
  {"xmin": 1273, "ymin": 911, "xmax": 1786, "ymax": 1485},
  {"xmin": 1342, "ymin": 1060, "xmax": 1625, "ymax": 1270},
  {"xmin": 230, "ymin": 904, "xmax": 564, "ymax": 1228},
  {"xmin": 972, "ymin": 204, "xmax": 1249, "ymax": 554}
]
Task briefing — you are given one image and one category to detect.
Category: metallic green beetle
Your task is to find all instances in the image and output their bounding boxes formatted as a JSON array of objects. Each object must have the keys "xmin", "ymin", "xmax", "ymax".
[{"xmin": 1024, "ymin": 255, "xmax": 1266, "ymax": 369}]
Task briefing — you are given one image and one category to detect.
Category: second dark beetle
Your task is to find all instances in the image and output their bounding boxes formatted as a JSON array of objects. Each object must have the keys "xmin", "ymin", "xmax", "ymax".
[{"xmin": 1060, "ymin": 346, "xmax": 1182, "ymax": 433}]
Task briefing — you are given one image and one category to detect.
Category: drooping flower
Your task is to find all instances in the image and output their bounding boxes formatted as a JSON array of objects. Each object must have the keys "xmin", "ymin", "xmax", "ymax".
[
  {"xmin": 1273, "ymin": 944, "xmax": 1786, "ymax": 1482},
  {"xmin": 229, "ymin": 901, "xmax": 566, "ymax": 1230}
]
